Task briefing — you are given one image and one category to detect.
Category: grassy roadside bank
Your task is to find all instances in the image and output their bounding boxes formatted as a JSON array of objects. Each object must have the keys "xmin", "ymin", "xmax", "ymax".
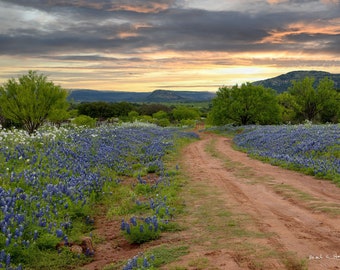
[{"xmin": 93, "ymin": 135, "xmax": 198, "ymax": 270}]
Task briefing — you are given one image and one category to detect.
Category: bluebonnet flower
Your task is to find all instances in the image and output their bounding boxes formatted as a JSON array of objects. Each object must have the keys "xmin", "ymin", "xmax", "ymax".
[
  {"xmin": 56, "ymin": 229, "xmax": 63, "ymax": 238},
  {"xmin": 121, "ymin": 219, "xmax": 126, "ymax": 230},
  {"xmin": 5, "ymin": 253, "xmax": 11, "ymax": 267},
  {"xmin": 143, "ymin": 257, "xmax": 150, "ymax": 268},
  {"xmin": 130, "ymin": 217, "xmax": 137, "ymax": 226},
  {"xmin": 0, "ymin": 250, "xmax": 6, "ymax": 262},
  {"xmin": 33, "ymin": 230, "xmax": 38, "ymax": 240},
  {"xmin": 126, "ymin": 224, "xmax": 131, "ymax": 235}
]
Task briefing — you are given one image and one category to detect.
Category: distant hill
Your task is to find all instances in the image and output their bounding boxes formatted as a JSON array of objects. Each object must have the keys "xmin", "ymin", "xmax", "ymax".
[
  {"xmin": 67, "ymin": 71, "xmax": 340, "ymax": 102},
  {"xmin": 67, "ymin": 90, "xmax": 149, "ymax": 102},
  {"xmin": 67, "ymin": 89, "xmax": 216, "ymax": 103},
  {"xmin": 252, "ymin": 71, "xmax": 340, "ymax": 93},
  {"xmin": 145, "ymin": 89, "xmax": 215, "ymax": 102},
  {"xmin": 145, "ymin": 90, "xmax": 185, "ymax": 102}
]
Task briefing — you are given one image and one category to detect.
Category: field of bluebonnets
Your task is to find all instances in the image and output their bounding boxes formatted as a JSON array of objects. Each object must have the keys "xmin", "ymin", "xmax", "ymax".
[
  {"xmin": 0, "ymin": 123, "xmax": 198, "ymax": 269},
  {"xmin": 1, "ymin": 122, "xmax": 339, "ymax": 269},
  {"xmin": 232, "ymin": 124, "xmax": 340, "ymax": 184}
]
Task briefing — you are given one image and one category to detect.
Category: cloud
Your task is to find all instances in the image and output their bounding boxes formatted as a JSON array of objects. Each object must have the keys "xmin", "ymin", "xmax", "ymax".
[
  {"xmin": 267, "ymin": 0, "xmax": 338, "ymax": 4},
  {"xmin": 1, "ymin": 3, "xmax": 337, "ymax": 57},
  {"xmin": 0, "ymin": 0, "xmax": 338, "ymax": 90},
  {"xmin": 0, "ymin": 0, "xmax": 180, "ymax": 14},
  {"xmin": 0, "ymin": 6, "xmax": 332, "ymax": 54}
]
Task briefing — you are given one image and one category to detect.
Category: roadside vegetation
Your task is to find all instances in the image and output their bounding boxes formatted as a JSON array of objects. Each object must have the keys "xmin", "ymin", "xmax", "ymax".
[{"xmin": 0, "ymin": 123, "xmax": 198, "ymax": 269}]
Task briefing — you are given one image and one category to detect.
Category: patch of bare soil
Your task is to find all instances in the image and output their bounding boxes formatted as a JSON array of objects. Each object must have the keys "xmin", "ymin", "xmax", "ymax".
[
  {"xmin": 81, "ymin": 132, "xmax": 340, "ymax": 270},
  {"xmin": 80, "ymin": 185, "xmax": 184, "ymax": 270}
]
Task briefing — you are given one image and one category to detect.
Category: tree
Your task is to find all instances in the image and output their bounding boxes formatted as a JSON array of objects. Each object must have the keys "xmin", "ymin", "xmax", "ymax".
[
  {"xmin": 277, "ymin": 92, "xmax": 298, "ymax": 123},
  {"xmin": 48, "ymin": 108, "xmax": 70, "ymax": 128},
  {"xmin": 208, "ymin": 83, "xmax": 280, "ymax": 125},
  {"xmin": 72, "ymin": 115, "xmax": 96, "ymax": 127},
  {"xmin": 288, "ymin": 77, "xmax": 339, "ymax": 123},
  {"xmin": 137, "ymin": 103, "xmax": 172, "ymax": 116},
  {"xmin": 152, "ymin": 110, "xmax": 168, "ymax": 120},
  {"xmin": 128, "ymin": 110, "xmax": 139, "ymax": 122},
  {"xmin": 111, "ymin": 102, "xmax": 134, "ymax": 117},
  {"xmin": 77, "ymin": 101, "xmax": 112, "ymax": 119},
  {"xmin": 172, "ymin": 106, "xmax": 200, "ymax": 121},
  {"xmin": 316, "ymin": 78, "xmax": 340, "ymax": 123},
  {"xmin": 152, "ymin": 110, "xmax": 170, "ymax": 127},
  {"xmin": 288, "ymin": 77, "xmax": 317, "ymax": 121},
  {"xmin": 0, "ymin": 71, "xmax": 69, "ymax": 134}
]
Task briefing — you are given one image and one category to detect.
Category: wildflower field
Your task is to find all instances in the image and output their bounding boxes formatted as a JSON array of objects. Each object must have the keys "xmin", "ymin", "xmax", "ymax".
[
  {"xmin": 1, "ymin": 122, "xmax": 339, "ymax": 269},
  {"xmin": 0, "ymin": 123, "xmax": 198, "ymax": 269},
  {"xmin": 233, "ymin": 124, "xmax": 340, "ymax": 184}
]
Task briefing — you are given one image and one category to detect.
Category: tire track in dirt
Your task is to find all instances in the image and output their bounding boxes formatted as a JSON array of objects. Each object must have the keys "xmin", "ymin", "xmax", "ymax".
[{"xmin": 179, "ymin": 133, "xmax": 340, "ymax": 270}]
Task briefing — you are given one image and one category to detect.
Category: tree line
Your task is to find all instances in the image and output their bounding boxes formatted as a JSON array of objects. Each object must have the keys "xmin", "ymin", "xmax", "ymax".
[
  {"xmin": 207, "ymin": 77, "xmax": 340, "ymax": 125},
  {"xmin": 0, "ymin": 71, "xmax": 339, "ymax": 134},
  {"xmin": 0, "ymin": 71, "xmax": 202, "ymax": 134}
]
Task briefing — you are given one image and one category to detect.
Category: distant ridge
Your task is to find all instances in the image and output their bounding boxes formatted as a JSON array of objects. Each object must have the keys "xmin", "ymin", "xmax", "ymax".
[
  {"xmin": 145, "ymin": 90, "xmax": 185, "ymax": 102},
  {"xmin": 67, "ymin": 89, "xmax": 216, "ymax": 103},
  {"xmin": 252, "ymin": 70, "xmax": 340, "ymax": 93},
  {"xmin": 68, "ymin": 71, "xmax": 340, "ymax": 102},
  {"xmin": 67, "ymin": 89, "xmax": 149, "ymax": 102}
]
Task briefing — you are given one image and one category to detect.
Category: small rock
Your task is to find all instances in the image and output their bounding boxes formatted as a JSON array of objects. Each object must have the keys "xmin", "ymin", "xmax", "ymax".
[
  {"xmin": 70, "ymin": 245, "xmax": 83, "ymax": 254},
  {"xmin": 81, "ymin": 236, "xmax": 94, "ymax": 255},
  {"xmin": 57, "ymin": 236, "xmax": 94, "ymax": 256}
]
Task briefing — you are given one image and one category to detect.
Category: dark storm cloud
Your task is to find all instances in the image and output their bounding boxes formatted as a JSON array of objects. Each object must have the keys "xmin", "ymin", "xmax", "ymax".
[
  {"xmin": 46, "ymin": 55, "xmax": 144, "ymax": 62},
  {"xmin": 282, "ymin": 32, "xmax": 340, "ymax": 54},
  {"xmin": 0, "ymin": 0, "xmax": 179, "ymax": 15},
  {"xmin": 0, "ymin": 0, "xmax": 338, "ymax": 57}
]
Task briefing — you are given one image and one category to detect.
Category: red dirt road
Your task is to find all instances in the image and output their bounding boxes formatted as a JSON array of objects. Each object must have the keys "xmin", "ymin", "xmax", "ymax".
[{"xmin": 176, "ymin": 133, "xmax": 340, "ymax": 269}]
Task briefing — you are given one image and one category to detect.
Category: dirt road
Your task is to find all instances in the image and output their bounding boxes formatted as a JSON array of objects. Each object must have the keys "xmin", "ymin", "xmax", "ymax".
[{"xmin": 173, "ymin": 132, "xmax": 340, "ymax": 270}]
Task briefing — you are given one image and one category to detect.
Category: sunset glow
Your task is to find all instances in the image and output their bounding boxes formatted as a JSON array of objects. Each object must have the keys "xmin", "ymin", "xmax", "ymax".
[{"xmin": 0, "ymin": 0, "xmax": 339, "ymax": 92}]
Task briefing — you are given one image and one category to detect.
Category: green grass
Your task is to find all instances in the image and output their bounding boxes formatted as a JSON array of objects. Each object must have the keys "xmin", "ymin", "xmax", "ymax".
[
  {"xmin": 310, "ymin": 202, "xmax": 340, "ymax": 216},
  {"xmin": 188, "ymin": 257, "xmax": 209, "ymax": 269},
  {"xmin": 24, "ymin": 248, "xmax": 92, "ymax": 270},
  {"xmin": 271, "ymin": 183, "xmax": 316, "ymax": 201}
]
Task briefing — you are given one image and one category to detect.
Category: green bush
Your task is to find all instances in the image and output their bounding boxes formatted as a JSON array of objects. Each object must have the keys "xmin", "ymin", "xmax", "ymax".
[{"xmin": 72, "ymin": 115, "xmax": 96, "ymax": 127}]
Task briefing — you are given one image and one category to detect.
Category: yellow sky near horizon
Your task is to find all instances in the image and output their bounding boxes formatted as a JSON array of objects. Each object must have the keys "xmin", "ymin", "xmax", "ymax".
[{"xmin": 2, "ymin": 52, "xmax": 337, "ymax": 92}]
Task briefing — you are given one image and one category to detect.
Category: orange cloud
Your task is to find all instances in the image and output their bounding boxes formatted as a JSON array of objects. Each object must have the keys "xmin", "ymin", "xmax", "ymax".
[
  {"xmin": 48, "ymin": 0, "xmax": 174, "ymax": 13},
  {"xmin": 266, "ymin": 0, "xmax": 288, "ymax": 4},
  {"xmin": 260, "ymin": 19, "xmax": 340, "ymax": 45},
  {"xmin": 108, "ymin": 2, "xmax": 172, "ymax": 13}
]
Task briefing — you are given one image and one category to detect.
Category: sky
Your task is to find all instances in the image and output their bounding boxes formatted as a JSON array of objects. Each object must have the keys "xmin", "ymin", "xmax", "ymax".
[{"xmin": 0, "ymin": 0, "xmax": 339, "ymax": 92}]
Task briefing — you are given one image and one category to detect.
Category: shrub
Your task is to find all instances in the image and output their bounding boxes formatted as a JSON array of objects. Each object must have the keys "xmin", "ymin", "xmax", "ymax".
[{"xmin": 72, "ymin": 115, "xmax": 96, "ymax": 127}]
